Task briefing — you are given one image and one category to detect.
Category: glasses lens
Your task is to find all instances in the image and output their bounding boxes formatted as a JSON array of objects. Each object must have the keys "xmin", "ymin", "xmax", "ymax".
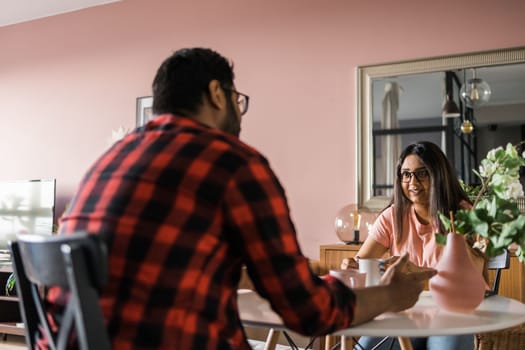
[
  {"xmin": 238, "ymin": 95, "xmax": 246, "ymax": 115},
  {"xmin": 401, "ymin": 171, "xmax": 411, "ymax": 183},
  {"xmin": 223, "ymin": 85, "xmax": 250, "ymax": 116},
  {"xmin": 415, "ymin": 169, "xmax": 429, "ymax": 180},
  {"xmin": 238, "ymin": 93, "xmax": 249, "ymax": 116},
  {"xmin": 400, "ymin": 170, "xmax": 429, "ymax": 183}
]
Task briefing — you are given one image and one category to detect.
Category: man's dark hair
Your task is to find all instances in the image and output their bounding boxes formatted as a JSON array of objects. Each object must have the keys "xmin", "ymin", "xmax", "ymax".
[{"xmin": 152, "ymin": 48, "xmax": 235, "ymax": 116}]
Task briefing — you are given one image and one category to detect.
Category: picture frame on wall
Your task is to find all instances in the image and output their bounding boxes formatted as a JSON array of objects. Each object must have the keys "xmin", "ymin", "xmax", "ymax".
[{"xmin": 136, "ymin": 96, "xmax": 154, "ymax": 126}]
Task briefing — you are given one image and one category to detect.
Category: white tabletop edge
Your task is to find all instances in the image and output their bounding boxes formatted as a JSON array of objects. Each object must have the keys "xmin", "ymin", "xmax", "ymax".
[{"xmin": 239, "ymin": 290, "xmax": 525, "ymax": 338}]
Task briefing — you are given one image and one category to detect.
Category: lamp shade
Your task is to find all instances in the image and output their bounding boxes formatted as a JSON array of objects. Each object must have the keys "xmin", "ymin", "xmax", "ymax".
[
  {"xmin": 334, "ymin": 204, "xmax": 361, "ymax": 244},
  {"xmin": 442, "ymin": 96, "xmax": 461, "ymax": 118}
]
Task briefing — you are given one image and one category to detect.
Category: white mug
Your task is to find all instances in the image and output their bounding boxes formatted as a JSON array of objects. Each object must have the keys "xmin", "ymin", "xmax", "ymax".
[
  {"xmin": 329, "ymin": 268, "xmax": 366, "ymax": 288},
  {"xmin": 358, "ymin": 258, "xmax": 385, "ymax": 287}
]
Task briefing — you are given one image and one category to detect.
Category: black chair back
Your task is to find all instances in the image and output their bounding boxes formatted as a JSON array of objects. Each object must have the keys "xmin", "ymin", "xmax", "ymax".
[
  {"xmin": 9, "ymin": 232, "xmax": 111, "ymax": 350},
  {"xmin": 485, "ymin": 249, "xmax": 511, "ymax": 297}
]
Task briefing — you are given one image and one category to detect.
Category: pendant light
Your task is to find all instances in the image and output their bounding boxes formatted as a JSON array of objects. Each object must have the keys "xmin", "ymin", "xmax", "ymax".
[
  {"xmin": 442, "ymin": 72, "xmax": 461, "ymax": 118},
  {"xmin": 460, "ymin": 119, "xmax": 474, "ymax": 134},
  {"xmin": 460, "ymin": 68, "xmax": 491, "ymax": 108},
  {"xmin": 442, "ymin": 96, "xmax": 461, "ymax": 118},
  {"xmin": 460, "ymin": 106, "xmax": 475, "ymax": 134}
]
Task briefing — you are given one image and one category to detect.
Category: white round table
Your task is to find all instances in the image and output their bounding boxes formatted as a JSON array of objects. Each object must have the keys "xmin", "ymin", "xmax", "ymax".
[{"xmin": 239, "ymin": 290, "xmax": 525, "ymax": 350}]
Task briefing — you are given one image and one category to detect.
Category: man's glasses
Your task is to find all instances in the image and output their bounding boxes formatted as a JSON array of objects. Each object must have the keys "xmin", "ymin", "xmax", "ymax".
[
  {"xmin": 400, "ymin": 169, "xmax": 430, "ymax": 183},
  {"xmin": 223, "ymin": 87, "xmax": 250, "ymax": 116}
]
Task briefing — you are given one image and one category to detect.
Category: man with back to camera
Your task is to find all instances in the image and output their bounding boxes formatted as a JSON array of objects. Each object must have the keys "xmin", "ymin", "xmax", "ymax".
[{"xmin": 57, "ymin": 47, "xmax": 435, "ymax": 349}]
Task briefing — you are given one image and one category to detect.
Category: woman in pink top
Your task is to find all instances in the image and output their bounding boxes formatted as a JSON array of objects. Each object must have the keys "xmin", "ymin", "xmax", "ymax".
[
  {"xmin": 351, "ymin": 141, "xmax": 476, "ymax": 350},
  {"xmin": 360, "ymin": 141, "xmax": 472, "ymax": 267}
]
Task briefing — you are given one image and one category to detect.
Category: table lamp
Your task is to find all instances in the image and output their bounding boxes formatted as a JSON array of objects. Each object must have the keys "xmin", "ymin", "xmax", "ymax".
[{"xmin": 334, "ymin": 204, "xmax": 361, "ymax": 244}]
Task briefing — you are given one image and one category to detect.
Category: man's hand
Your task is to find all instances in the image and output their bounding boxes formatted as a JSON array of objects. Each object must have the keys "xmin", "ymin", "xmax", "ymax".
[
  {"xmin": 351, "ymin": 254, "xmax": 436, "ymax": 325},
  {"xmin": 379, "ymin": 254, "xmax": 436, "ymax": 312}
]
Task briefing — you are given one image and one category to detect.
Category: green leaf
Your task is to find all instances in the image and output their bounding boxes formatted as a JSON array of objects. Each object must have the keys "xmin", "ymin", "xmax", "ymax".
[
  {"xmin": 517, "ymin": 246, "xmax": 525, "ymax": 264},
  {"xmin": 473, "ymin": 220, "xmax": 489, "ymax": 237},
  {"xmin": 438, "ymin": 212, "xmax": 451, "ymax": 232},
  {"xmin": 435, "ymin": 233, "xmax": 447, "ymax": 245},
  {"xmin": 5, "ymin": 273, "xmax": 16, "ymax": 296},
  {"xmin": 441, "ymin": 142, "xmax": 525, "ymax": 259}
]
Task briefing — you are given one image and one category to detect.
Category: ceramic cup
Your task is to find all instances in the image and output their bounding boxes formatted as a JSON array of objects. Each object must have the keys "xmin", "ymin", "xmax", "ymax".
[
  {"xmin": 329, "ymin": 268, "xmax": 366, "ymax": 288},
  {"xmin": 358, "ymin": 258, "xmax": 385, "ymax": 287}
]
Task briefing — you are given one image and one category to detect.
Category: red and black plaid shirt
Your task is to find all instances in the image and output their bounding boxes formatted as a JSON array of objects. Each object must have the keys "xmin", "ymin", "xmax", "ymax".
[{"xmin": 57, "ymin": 114, "xmax": 355, "ymax": 349}]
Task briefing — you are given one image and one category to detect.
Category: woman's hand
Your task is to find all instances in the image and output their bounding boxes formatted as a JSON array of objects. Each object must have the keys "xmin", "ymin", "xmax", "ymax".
[
  {"xmin": 385, "ymin": 256, "xmax": 434, "ymax": 274},
  {"xmin": 340, "ymin": 257, "xmax": 359, "ymax": 269}
]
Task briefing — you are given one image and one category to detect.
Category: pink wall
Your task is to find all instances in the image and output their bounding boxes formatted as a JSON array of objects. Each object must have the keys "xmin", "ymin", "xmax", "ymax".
[{"xmin": 1, "ymin": 0, "xmax": 524, "ymax": 258}]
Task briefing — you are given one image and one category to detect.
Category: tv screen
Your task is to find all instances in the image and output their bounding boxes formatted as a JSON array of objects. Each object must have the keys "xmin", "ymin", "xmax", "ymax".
[{"xmin": 0, "ymin": 179, "xmax": 56, "ymax": 252}]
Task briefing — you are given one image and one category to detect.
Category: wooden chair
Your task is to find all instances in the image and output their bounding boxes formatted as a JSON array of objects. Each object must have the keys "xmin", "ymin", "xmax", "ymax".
[
  {"xmin": 475, "ymin": 249, "xmax": 522, "ymax": 350},
  {"xmin": 484, "ymin": 249, "xmax": 510, "ymax": 297},
  {"xmin": 474, "ymin": 323, "xmax": 525, "ymax": 350},
  {"xmin": 9, "ymin": 232, "xmax": 110, "ymax": 350}
]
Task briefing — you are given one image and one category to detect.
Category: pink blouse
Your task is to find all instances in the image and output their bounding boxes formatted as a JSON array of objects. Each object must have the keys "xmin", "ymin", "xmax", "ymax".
[{"xmin": 369, "ymin": 205, "xmax": 442, "ymax": 267}]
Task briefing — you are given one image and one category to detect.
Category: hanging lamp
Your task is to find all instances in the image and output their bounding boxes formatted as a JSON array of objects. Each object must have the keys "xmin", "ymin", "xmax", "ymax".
[{"xmin": 460, "ymin": 68, "xmax": 491, "ymax": 108}]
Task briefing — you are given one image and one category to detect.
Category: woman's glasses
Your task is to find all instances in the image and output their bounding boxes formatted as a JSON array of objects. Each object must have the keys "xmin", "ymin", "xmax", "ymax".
[{"xmin": 400, "ymin": 169, "xmax": 430, "ymax": 183}]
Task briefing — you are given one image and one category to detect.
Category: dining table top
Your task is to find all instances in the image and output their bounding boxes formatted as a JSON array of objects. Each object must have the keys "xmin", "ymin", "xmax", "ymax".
[{"xmin": 238, "ymin": 289, "xmax": 525, "ymax": 338}]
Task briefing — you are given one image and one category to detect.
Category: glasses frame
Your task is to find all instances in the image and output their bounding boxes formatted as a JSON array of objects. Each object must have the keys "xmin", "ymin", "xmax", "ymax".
[
  {"xmin": 223, "ymin": 86, "xmax": 250, "ymax": 116},
  {"xmin": 399, "ymin": 169, "xmax": 430, "ymax": 183}
]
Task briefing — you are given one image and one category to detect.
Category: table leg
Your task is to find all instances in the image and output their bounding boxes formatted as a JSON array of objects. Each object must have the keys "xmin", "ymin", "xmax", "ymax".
[
  {"xmin": 264, "ymin": 329, "xmax": 280, "ymax": 350},
  {"xmin": 398, "ymin": 337, "xmax": 413, "ymax": 350},
  {"xmin": 340, "ymin": 336, "xmax": 348, "ymax": 350},
  {"xmin": 325, "ymin": 335, "xmax": 335, "ymax": 349},
  {"xmin": 324, "ymin": 335, "xmax": 355, "ymax": 350}
]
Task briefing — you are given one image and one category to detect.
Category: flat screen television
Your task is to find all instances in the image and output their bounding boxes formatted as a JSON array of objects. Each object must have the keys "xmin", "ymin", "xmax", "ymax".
[{"xmin": 0, "ymin": 179, "xmax": 56, "ymax": 252}]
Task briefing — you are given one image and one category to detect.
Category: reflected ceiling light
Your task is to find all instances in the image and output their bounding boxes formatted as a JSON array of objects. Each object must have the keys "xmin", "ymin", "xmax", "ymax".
[
  {"xmin": 460, "ymin": 68, "xmax": 491, "ymax": 108},
  {"xmin": 442, "ymin": 71, "xmax": 461, "ymax": 118},
  {"xmin": 461, "ymin": 119, "xmax": 474, "ymax": 134},
  {"xmin": 442, "ymin": 95, "xmax": 461, "ymax": 118}
]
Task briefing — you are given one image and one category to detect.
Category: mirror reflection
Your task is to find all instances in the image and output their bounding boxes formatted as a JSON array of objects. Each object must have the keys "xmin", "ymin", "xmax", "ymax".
[{"xmin": 357, "ymin": 47, "xmax": 525, "ymax": 210}]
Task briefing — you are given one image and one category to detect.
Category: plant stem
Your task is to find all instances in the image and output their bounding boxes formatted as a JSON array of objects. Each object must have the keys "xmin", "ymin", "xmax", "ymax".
[{"xmin": 473, "ymin": 178, "xmax": 489, "ymax": 207}]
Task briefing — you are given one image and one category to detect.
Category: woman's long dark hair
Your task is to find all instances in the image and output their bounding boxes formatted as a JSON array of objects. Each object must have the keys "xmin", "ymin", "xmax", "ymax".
[{"xmin": 391, "ymin": 141, "xmax": 471, "ymax": 245}]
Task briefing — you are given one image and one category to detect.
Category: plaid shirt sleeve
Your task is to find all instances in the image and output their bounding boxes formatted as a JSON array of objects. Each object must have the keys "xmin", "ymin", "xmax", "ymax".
[{"xmin": 225, "ymin": 154, "xmax": 356, "ymax": 335}]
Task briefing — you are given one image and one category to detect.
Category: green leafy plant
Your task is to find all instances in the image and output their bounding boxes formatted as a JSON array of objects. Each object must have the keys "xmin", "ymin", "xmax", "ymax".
[
  {"xmin": 5, "ymin": 272, "xmax": 16, "ymax": 296},
  {"xmin": 437, "ymin": 142, "xmax": 525, "ymax": 262}
]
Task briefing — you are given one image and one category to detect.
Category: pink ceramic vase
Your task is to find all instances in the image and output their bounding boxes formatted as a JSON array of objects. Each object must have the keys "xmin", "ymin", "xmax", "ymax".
[{"xmin": 429, "ymin": 232, "xmax": 486, "ymax": 313}]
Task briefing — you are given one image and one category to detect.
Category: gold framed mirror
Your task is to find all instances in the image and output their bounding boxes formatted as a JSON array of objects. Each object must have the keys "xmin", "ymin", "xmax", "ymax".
[{"xmin": 357, "ymin": 46, "xmax": 525, "ymax": 211}]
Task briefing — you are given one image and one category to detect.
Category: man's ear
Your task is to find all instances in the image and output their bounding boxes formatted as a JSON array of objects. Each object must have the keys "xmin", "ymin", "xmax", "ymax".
[{"xmin": 207, "ymin": 80, "xmax": 226, "ymax": 110}]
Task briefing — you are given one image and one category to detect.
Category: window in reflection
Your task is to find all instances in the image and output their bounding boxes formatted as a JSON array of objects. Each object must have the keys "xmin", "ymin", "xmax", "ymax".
[{"xmin": 372, "ymin": 73, "xmax": 445, "ymax": 197}]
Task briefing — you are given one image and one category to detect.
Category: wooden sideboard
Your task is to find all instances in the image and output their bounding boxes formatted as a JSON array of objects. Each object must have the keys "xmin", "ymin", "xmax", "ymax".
[{"xmin": 320, "ymin": 243, "xmax": 525, "ymax": 302}]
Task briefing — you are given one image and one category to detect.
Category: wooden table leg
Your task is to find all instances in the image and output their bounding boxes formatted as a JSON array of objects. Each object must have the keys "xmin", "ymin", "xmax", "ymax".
[
  {"xmin": 325, "ymin": 335, "xmax": 336, "ymax": 349},
  {"xmin": 263, "ymin": 329, "xmax": 280, "ymax": 350},
  {"xmin": 324, "ymin": 335, "xmax": 354, "ymax": 350},
  {"xmin": 398, "ymin": 337, "xmax": 413, "ymax": 350},
  {"xmin": 340, "ymin": 335, "xmax": 348, "ymax": 350}
]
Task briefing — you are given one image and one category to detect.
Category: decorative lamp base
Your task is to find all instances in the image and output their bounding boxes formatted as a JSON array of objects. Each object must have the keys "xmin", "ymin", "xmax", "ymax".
[{"xmin": 344, "ymin": 230, "xmax": 361, "ymax": 245}]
